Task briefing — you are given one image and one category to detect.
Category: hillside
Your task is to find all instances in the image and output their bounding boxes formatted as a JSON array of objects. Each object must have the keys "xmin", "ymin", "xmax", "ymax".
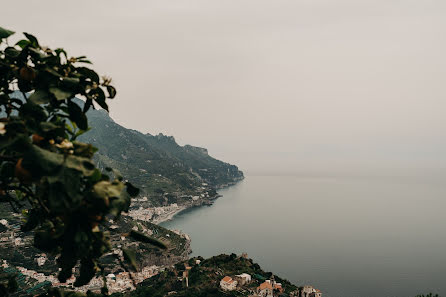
[
  {"xmin": 115, "ymin": 254, "xmax": 302, "ymax": 297},
  {"xmin": 78, "ymin": 107, "xmax": 243, "ymax": 206}
]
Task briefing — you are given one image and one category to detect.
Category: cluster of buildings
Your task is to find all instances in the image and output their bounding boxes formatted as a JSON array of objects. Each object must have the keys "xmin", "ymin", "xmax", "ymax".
[
  {"xmin": 104, "ymin": 265, "xmax": 159, "ymax": 293},
  {"xmin": 220, "ymin": 273, "xmax": 252, "ymax": 291},
  {"xmin": 126, "ymin": 203, "xmax": 180, "ymax": 222},
  {"xmin": 1, "ymin": 259, "xmax": 160, "ymax": 294},
  {"xmin": 220, "ymin": 273, "xmax": 322, "ymax": 297},
  {"xmin": 0, "ymin": 214, "xmax": 190, "ymax": 295},
  {"xmin": 220, "ymin": 274, "xmax": 284, "ymax": 297},
  {"xmin": 256, "ymin": 279, "xmax": 284, "ymax": 296},
  {"xmin": 300, "ymin": 285, "xmax": 323, "ymax": 297}
]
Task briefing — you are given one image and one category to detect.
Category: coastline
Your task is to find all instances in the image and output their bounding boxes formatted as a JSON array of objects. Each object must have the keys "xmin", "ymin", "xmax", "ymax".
[
  {"xmin": 150, "ymin": 204, "xmax": 188, "ymax": 225},
  {"xmin": 153, "ymin": 177, "xmax": 244, "ymax": 225}
]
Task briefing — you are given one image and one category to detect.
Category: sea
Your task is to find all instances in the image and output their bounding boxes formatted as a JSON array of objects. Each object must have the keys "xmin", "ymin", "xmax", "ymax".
[{"xmin": 161, "ymin": 174, "xmax": 446, "ymax": 297}]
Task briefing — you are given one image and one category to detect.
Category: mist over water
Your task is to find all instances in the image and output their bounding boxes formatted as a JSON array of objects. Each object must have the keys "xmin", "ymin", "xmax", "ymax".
[{"xmin": 162, "ymin": 173, "xmax": 446, "ymax": 297}]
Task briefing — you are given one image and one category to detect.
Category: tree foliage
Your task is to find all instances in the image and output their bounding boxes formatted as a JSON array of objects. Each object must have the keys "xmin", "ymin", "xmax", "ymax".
[{"xmin": 0, "ymin": 27, "xmax": 140, "ymax": 289}]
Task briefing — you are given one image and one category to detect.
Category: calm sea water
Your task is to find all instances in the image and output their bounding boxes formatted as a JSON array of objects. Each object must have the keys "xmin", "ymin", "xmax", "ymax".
[{"xmin": 161, "ymin": 174, "xmax": 446, "ymax": 297}]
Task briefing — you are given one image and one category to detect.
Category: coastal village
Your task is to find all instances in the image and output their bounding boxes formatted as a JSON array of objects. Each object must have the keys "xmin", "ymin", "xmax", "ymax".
[
  {"xmin": 1, "ymin": 260, "xmax": 160, "ymax": 294},
  {"xmin": 0, "ymin": 214, "xmax": 191, "ymax": 294},
  {"xmin": 219, "ymin": 274, "xmax": 322, "ymax": 297},
  {"xmin": 126, "ymin": 182, "xmax": 220, "ymax": 224},
  {"xmin": 138, "ymin": 253, "xmax": 323, "ymax": 297},
  {"xmin": 1, "ymin": 215, "xmax": 323, "ymax": 296}
]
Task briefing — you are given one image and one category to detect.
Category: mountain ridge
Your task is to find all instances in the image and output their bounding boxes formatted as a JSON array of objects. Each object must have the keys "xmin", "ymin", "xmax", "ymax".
[{"xmin": 78, "ymin": 105, "xmax": 244, "ymax": 207}]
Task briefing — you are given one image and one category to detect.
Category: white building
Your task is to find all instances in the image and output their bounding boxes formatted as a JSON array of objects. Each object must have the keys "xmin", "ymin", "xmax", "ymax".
[
  {"xmin": 236, "ymin": 273, "xmax": 251, "ymax": 285},
  {"xmin": 36, "ymin": 256, "xmax": 46, "ymax": 266},
  {"xmin": 14, "ymin": 238, "xmax": 23, "ymax": 246},
  {"xmin": 302, "ymin": 285, "xmax": 322, "ymax": 297},
  {"xmin": 220, "ymin": 276, "xmax": 237, "ymax": 291}
]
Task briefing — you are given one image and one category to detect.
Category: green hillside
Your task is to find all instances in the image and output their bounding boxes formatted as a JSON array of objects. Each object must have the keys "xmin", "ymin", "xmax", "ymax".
[{"xmin": 78, "ymin": 106, "xmax": 243, "ymax": 205}]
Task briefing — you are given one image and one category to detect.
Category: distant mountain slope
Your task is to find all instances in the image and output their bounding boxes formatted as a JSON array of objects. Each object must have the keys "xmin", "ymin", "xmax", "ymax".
[{"xmin": 78, "ymin": 107, "xmax": 243, "ymax": 205}]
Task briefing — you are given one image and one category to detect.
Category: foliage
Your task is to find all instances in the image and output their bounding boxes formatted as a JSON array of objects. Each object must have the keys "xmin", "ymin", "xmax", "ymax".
[
  {"xmin": 0, "ymin": 272, "xmax": 18, "ymax": 296},
  {"xmin": 0, "ymin": 27, "xmax": 141, "ymax": 290}
]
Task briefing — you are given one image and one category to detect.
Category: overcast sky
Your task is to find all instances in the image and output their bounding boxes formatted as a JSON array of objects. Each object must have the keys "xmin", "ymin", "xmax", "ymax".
[{"xmin": 2, "ymin": 0, "xmax": 446, "ymax": 174}]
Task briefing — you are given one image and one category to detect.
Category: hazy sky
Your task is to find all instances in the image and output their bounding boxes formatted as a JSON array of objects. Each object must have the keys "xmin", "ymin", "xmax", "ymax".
[{"xmin": 2, "ymin": 0, "xmax": 446, "ymax": 174}]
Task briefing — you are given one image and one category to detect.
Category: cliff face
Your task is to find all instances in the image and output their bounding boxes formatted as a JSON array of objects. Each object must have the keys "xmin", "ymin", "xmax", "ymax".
[{"xmin": 78, "ymin": 107, "xmax": 243, "ymax": 206}]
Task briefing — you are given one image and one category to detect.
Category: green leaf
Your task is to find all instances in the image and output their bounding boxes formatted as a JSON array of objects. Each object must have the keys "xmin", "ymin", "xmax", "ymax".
[
  {"xmin": 21, "ymin": 209, "xmax": 41, "ymax": 232},
  {"xmin": 44, "ymin": 67, "xmax": 62, "ymax": 77},
  {"xmin": 4, "ymin": 47, "xmax": 20, "ymax": 57},
  {"xmin": 34, "ymin": 221, "xmax": 58, "ymax": 252},
  {"xmin": 29, "ymin": 90, "xmax": 51, "ymax": 104},
  {"xmin": 0, "ymin": 93, "xmax": 9, "ymax": 104},
  {"xmin": 55, "ymin": 48, "xmax": 67, "ymax": 58},
  {"xmin": 68, "ymin": 101, "xmax": 88, "ymax": 130},
  {"xmin": 93, "ymin": 181, "xmax": 125, "ymax": 205},
  {"xmin": 122, "ymin": 248, "xmax": 138, "ymax": 270},
  {"xmin": 73, "ymin": 141, "xmax": 96, "ymax": 158},
  {"xmin": 77, "ymin": 67, "xmax": 99, "ymax": 83},
  {"xmin": 0, "ymin": 26, "xmax": 14, "ymax": 39},
  {"xmin": 74, "ymin": 259, "xmax": 96, "ymax": 287},
  {"xmin": 15, "ymin": 39, "xmax": 30, "ymax": 48},
  {"xmin": 89, "ymin": 169, "xmax": 102, "ymax": 183},
  {"xmin": 29, "ymin": 47, "xmax": 47, "ymax": 59},
  {"xmin": 24, "ymin": 32, "xmax": 39, "ymax": 47},
  {"xmin": 129, "ymin": 230, "xmax": 168, "ymax": 250},
  {"xmin": 73, "ymin": 127, "xmax": 91, "ymax": 140},
  {"xmin": 40, "ymin": 122, "xmax": 64, "ymax": 136},
  {"xmin": 106, "ymin": 85, "xmax": 117, "ymax": 99},
  {"xmin": 0, "ymin": 162, "xmax": 15, "ymax": 179},
  {"xmin": 7, "ymin": 275, "xmax": 18, "ymax": 293},
  {"xmin": 105, "ymin": 167, "xmax": 123, "ymax": 181},
  {"xmin": 89, "ymin": 88, "xmax": 108, "ymax": 111},
  {"xmin": 49, "ymin": 87, "xmax": 73, "ymax": 100},
  {"xmin": 61, "ymin": 77, "xmax": 80, "ymax": 87},
  {"xmin": 77, "ymin": 59, "xmax": 92, "ymax": 64},
  {"xmin": 23, "ymin": 145, "xmax": 64, "ymax": 176},
  {"xmin": 18, "ymin": 79, "xmax": 33, "ymax": 92},
  {"xmin": 65, "ymin": 155, "xmax": 95, "ymax": 176},
  {"xmin": 126, "ymin": 182, "xmax": 140, "ymax": 197}
]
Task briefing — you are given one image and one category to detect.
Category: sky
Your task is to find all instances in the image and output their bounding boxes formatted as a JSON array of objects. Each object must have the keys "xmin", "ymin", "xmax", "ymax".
[{"xmin": 2, "ymin": 0, "xmax": 446, "ymax": 175}]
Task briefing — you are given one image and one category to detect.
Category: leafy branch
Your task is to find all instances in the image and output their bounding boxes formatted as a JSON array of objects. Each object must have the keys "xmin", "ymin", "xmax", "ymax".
[{"xmin": 0, "ymin": 26, "xmax": 149, "ymax": 293}]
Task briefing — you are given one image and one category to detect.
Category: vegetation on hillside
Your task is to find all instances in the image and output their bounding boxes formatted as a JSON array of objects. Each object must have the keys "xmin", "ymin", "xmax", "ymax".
[
  {"xmin": 78, "ymin": 108, "xmax": 243, "ymax": 204},
  {"xmin": 114, "ymin": 254, "xmax": 297, "ymax": 297}
]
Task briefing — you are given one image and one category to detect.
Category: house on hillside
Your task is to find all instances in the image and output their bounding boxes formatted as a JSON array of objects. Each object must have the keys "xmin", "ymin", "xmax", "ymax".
[
  {"xmin": 302, "ymin": 285, "xmax": 322, "ymax": 297},
  {"xmin": 220, "ymin": 276, "xmax": 238, "ymax": 291},
  {"xmin": 273, "ymin": 282, "xmax": 283, "ymax": 293},
  {"xmin": 235, "ymin": 273, "xmax": 252, "ymax": 285},
  {"xmin": 257, "ymin": 280, "xmax": 274, "ymax": 297}
]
